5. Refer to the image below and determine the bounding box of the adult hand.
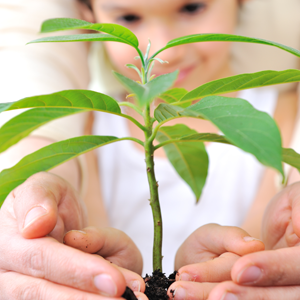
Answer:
[168,224,264,300]
[208,182,300,300]
[0,172,146,299]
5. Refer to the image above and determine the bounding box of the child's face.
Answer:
[89,0,240,91]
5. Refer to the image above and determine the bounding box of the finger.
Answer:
[284,220,300,247]
[0,271,125,300]
[11,172,86,240]
[208,281,300,300]
[167,281,218,300]
[261,183,300,250]
[0,235,127,297]
[175,224,264,269]
[176,252,240,283]
[115,265,146,293]
[134,291,149,300]
[231,247,300,286]
[290,182,300,238]
[64,227,143,274]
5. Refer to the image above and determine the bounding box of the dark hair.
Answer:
[78,0,92,10]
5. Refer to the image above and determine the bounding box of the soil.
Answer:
[122,286,139,300]
[122,270,178,300]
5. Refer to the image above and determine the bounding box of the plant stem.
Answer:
[143,104,163,271]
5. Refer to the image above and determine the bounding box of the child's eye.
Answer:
[180,3,206,14]
[118,14,141,24]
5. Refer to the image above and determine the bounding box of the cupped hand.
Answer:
[207,182,300,300]
[0,172,146,299]
[64,227,144,288]
[168,224,264,300]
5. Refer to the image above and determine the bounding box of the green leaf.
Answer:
[154,103,202,123]
[282,148,300,172]
[0,90,121,114]
[156,124,209,201]
[178,133,230,144]
[157,133,299,174]
[40,18,139,47]
[185,97,283,175]
[180,69,300,103]
[126,64,142,78]
[153,33,300,58]
[41,18,91,32]
[158,88,191,108]
[155,132,231,150]
[155,97,283,175]
[0,135,122,205]
[0,108,85,154]
[28,34,132,46]
[113,71,178,106]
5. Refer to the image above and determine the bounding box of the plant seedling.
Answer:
[0,18,300,275]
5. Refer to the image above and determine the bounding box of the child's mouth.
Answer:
[175,66,195,84]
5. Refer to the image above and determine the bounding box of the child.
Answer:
[71,0,299,274]
[0,0,299,298]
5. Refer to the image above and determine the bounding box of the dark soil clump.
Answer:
[122,286,139,300]
[122,270,177,300]
[144,270,177,300]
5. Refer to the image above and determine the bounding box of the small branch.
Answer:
[119,137,144,147]
[154,139,181,150]
[136,48,146,67]
[119,102,143,116]
[119,113,147,132]
[149,47,165,61]
[149,116,185,143]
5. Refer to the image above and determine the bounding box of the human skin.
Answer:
[83,0,239,91]
[207,181,300,300]
[169,182,300,300]
[78,2,299,298]
[0,0,297,298]
[81,0,296,231]
[0,169,147,299]
[166,224,264,299]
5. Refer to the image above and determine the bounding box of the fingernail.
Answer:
[130,280,141,292]
[243,236,262,242]
[173,287,186,300]
[23,206,47,229]
[179,272,193,281]
[221,292,238,300]
[237,266,262,284]
[94,274,117,296]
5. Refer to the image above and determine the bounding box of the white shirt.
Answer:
[94,88,278,274]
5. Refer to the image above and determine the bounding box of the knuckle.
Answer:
[255,289,272,300]
[270,270,285,285]
[0,272,45,300]
[22,245,47,278]
[14,182,46,202]
[15,281,45,300]
[266,263,285,285]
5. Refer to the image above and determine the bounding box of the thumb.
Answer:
[12,172,82,240]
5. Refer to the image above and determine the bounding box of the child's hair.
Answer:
[78,0,92,10]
